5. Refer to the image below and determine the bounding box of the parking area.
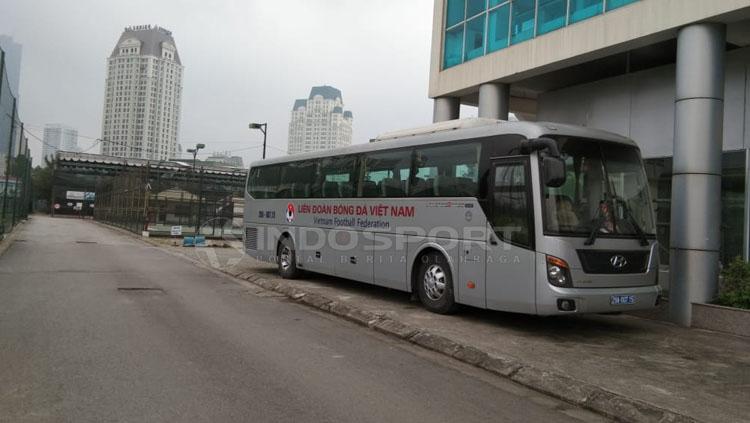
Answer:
[148,236,749,423]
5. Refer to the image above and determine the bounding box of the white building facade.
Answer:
[288,86,353,155]
[42,124,78,161]
[100,25,183,161]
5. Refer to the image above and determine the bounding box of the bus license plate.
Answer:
[610,295,635,305]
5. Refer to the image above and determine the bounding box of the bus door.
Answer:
[485,158,536,314]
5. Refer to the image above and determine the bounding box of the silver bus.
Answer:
[244,119,660,315]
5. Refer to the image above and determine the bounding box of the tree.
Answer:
[31,157,54,204]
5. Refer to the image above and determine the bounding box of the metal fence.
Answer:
[0,48,32,236]
[92,162,245,238]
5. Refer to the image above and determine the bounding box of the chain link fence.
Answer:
[0,47,32,236]
[88,162,245,238]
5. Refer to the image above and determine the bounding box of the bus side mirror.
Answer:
[543,156,566,187]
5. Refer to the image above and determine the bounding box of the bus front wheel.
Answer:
[277,237,300,279]
[417,252,458,314]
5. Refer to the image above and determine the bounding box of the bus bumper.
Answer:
[536,284,661,315]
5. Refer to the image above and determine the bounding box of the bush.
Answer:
[717,257,750,309]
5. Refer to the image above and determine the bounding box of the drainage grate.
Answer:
[76,241,98,244]
[14,239,27,242]
[117,287,165,293]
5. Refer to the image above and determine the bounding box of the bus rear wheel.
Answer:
[417,252,458,314]
[278,237,300,279]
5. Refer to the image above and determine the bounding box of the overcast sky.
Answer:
[0,0,451,166]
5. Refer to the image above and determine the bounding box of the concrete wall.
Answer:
[537,48,750,158]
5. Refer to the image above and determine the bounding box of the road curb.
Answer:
[93,221,699,423]
[229,271,698,423]
[0,218,28,258]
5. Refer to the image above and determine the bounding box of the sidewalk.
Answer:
[143,236,749,423]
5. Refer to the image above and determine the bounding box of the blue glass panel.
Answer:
[487,3,510,52]
[489,0,507,7]
[569,0,603,23]
[606,0,638,10]
[444,26,465,68]
[537,0,566,35]
[511,0,536,45]
[464,14,486,61]
[446,0,466,27]
[467,0,486,18]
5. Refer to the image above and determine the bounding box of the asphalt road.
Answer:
[0,217,606,423]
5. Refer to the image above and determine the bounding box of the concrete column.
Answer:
[433,97,460,122]
[478,83,510,120]
[669,23,726,326]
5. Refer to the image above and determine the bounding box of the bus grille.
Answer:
[576,250,649,274]
[245,226,258,250]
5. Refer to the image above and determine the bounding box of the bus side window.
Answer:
[279,160,317,198]
[251,165,281,199]
[317,155,359,198]
[412,142,481,197]
[360,150,410,198]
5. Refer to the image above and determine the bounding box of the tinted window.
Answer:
[464,14,486,61]
[569,0,603,23]
[361,150,411,198]
[317,155,358,198]
[446,0,466,27]
[487,3,510,53]
[537,0,567,35]
[412,142,481,197]
[249,165,281,199]
[279,160,317,198]
[444,25,464,69]
[493,162,531,247]
[511,0,535,45]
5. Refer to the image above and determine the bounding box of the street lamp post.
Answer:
[186,143,205,171]
[185,143,205,236]
[249,122,268,159]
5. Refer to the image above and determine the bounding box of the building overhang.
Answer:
[429,0,750,100]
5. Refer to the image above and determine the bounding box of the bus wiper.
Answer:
[613,196,649,247]
[584,205,606,246]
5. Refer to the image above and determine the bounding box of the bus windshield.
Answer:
[542,137,655,237]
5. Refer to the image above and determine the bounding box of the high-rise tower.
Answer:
[288,86,353,155]
[101,25,183,160]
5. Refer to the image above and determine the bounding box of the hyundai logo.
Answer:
[610,255,628,269]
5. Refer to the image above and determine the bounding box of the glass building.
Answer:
[443,0,639,69]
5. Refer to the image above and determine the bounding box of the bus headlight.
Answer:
[546,255,572,288]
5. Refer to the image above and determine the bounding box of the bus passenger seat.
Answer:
[455,177,475,196]
[340,183,354,198]
[382,178,404,197]
[412,178,433,196]
[362,180,378,197]
[434,175,458,196]
[323,181,340,198]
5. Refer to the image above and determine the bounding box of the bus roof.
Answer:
[251,118,637,168]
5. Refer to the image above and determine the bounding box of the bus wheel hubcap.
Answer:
[423,264,446,300]
[280,246,292,270]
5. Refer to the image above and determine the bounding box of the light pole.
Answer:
[186,143,205,171]
[185,143,205,237]
[249,122,268,159]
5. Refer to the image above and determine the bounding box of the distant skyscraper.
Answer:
[0,35,22,98]
[288,85,353,155]
[101,25,183,160]
[42,124,78,161]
